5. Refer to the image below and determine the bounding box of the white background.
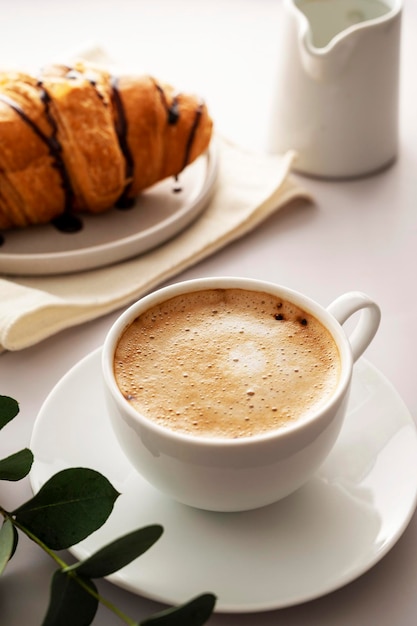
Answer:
[1,1,416,624]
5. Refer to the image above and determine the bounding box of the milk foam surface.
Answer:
[114,289,341,439]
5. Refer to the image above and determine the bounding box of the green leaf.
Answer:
[141,593,216,626]
[0,518,18,574]
[42,569,98,626]
[0,396,19,429]
[68,524,163,579]
[0,448,34,481]
[13,467,120,550]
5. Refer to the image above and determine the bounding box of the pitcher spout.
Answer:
[298,28,359,82]
[289,0,401,82]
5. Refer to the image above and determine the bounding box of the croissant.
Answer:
[0,61,213,230]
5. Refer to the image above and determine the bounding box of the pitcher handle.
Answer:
[327,292,381,362]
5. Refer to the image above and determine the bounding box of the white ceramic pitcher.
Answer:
[269,0,403,179]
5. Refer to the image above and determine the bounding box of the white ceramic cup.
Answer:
[102,277,381,512]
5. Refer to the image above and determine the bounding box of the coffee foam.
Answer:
[114,289,341,439]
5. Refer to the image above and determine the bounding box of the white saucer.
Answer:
[30,349,417,613]
[0,143,217,276]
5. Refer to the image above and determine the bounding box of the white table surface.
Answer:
[1,1,416,624]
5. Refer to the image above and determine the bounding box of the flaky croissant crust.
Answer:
[0,61,213,230]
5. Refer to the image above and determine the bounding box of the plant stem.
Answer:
[85,584,138,626]
[1,507,68,568]
[66,571,138,626]
[1,506,137,625]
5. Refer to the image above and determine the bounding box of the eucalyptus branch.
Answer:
[1,507,68,569]
[84,586,137,626]
[1,509,135,625]
[61,566,138,626]
[0,395,216,626]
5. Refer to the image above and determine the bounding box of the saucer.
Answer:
[30,349,417,613]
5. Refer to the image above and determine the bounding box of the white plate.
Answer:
[30,349,417,613]
[0,143,217,276]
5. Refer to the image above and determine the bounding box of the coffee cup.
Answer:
[102,277,380,512]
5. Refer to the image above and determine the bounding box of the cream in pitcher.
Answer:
[269,0,403,178]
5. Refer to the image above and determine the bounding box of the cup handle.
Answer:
[327,292,381,362]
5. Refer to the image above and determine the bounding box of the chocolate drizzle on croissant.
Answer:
[0,89,74,213]
[153,80,180,126]
[110,76,135,208]
[0,61,213,230]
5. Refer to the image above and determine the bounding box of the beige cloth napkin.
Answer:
[0,137,310,351]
